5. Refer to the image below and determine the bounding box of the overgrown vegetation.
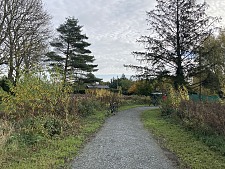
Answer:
[156,84,225,168]
[142,109,225,169]
[160,85,225,137]
[0,72,72,120]
[178,101,225,136]
[0,111,106,169]
[0,70,151,168]
[120,95,151,106]
[0,71,125,168]
[160,85,189,116]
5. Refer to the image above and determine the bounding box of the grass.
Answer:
[141,108,225,169]
[0,111,106,169]
[118,104,148,111]
[0,104,142,169]
[1,136,83,169]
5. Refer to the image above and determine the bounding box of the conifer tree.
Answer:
[126,0,219,89]
[46,17,98,84]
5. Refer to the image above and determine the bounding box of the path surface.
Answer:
[71,107,176,169]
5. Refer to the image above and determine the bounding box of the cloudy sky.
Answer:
[42,0,225,81]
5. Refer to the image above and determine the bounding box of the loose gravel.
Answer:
[71,107,176,169]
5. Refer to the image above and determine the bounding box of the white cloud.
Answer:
[197,0,225,26]
[42,0,155,80]
[42,0,225,81]
[205,0,225,25]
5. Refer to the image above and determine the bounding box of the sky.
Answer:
[42,0,225,82]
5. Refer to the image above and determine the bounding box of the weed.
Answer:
[178,100,225,135]
[44,117,62,137]
[160,85,189,116]
[77,97,100,117]
[142,109,225,169]
[0,120,13,148]
[0,71,73,120]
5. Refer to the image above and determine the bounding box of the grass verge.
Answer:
[118,104,148,111]
[0,104,144,169]
[0,111,106,169]
[141,108,225,169]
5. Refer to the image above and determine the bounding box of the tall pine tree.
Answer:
[126,0,219,89]
[46,17,98,84]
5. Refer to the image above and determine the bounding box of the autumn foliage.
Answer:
[160,85,225,136]
[178,101,225,135]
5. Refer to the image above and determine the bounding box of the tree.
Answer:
[46,17,98,84]
[0,0,51,83]
[192,30,225,94]
[125,0,219,89]
[81,73,102,84]
[109,74,133,94]
[127,80,153,96]
[0,1,11,58]
[120,78,133,95]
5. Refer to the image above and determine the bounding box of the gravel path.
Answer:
[71,107,176,169]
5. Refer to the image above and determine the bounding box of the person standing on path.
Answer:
[71,107,176,169]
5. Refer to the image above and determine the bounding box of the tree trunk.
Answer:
[8,39,14,83]
[174,0,185,89]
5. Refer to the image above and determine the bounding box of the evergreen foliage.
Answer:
[46,17,98,83]
[195,30,225,94]
[126,0,219,89]
[109,74,133,95]
[81,73,102,83]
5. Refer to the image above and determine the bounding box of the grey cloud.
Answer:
[43,0,225,81]
[42,0,155,78]
[206,0,225,21]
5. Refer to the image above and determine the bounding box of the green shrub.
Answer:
[160,85,189,116]
[0,76,12,93]
[5,117,46,148]
[44,117,62,137]
[0,71,72,119]
[5,115,65,149]
[77,97,100,117]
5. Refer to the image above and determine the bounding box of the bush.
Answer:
[5,117,47,148]
[0,71,76,150]
[178,100,225,135]
[77,97,100,117]
[160,85,189,116]
[44,117,62,137]
[4,115,67,149]
[0,120,13,148]
[159,84,225,136]
[0,72,72,119]
[86,89,122,111]
[0,76,12,93]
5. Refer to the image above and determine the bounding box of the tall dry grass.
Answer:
[0,120,13,148]
[178,101,225,135]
